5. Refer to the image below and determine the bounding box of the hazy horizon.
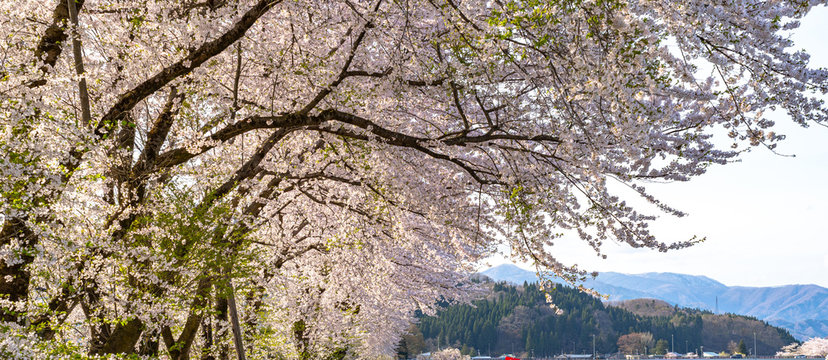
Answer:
[481,263,827,289]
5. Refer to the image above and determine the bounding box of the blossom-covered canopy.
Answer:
[1,0,826,357]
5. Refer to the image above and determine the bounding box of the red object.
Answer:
[505,357,520,360]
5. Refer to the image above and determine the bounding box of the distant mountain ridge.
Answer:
[480,264,828,340]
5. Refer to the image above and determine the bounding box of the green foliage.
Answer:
[653,339,669,355]
[700,313,797,355]
[419,282,645,356]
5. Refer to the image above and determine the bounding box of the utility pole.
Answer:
[754,332,757,357]
[592,334,596,360]
[686,340,688,354]
[672,334,674,353]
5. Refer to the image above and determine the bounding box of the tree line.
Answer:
[405,281,795,358]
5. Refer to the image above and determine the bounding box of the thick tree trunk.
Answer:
[32,0,86,82]
[138,328,161,356]
[293,319,312,360]
[66,0,92,126]
[98,318,143,354]
[201,315,215,360]
[0,218,36,323]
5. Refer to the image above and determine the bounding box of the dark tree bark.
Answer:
[0,218,36,323]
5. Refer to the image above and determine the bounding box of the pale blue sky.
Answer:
[486,6,828,288]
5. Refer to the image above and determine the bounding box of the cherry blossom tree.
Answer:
[800,338,828,357]
[432,348,471,360]
[618,332,655,355]
[778,338,828,357]
[1,0,827,358]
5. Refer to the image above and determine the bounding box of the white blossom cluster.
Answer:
[0,0,826,358]
[432,347,471,360]
[778,338,828,357]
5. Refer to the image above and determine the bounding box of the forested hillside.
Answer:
[402,281,797,358]
[611,299,798,356]
[482,265,828,339]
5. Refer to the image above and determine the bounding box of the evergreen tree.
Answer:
[738,340,748,355]
[654,340,669,355]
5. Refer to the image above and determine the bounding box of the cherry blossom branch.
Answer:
[95,0,281,138]
[154,112,329,169]
[133,88,183,175]
[298,0,382,115]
